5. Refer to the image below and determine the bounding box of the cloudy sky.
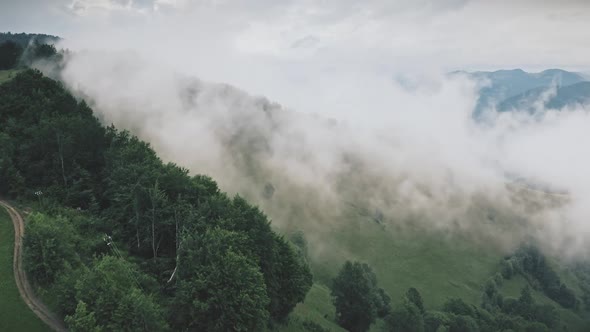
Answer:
[3,0,589,111]
[1,0,590,71]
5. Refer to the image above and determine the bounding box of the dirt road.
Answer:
[0,200,66,332]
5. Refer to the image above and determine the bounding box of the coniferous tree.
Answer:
[331,261,390,332]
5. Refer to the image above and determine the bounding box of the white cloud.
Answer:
[21,0,582,111]
[3,1,590,72]
[53,47,590,257]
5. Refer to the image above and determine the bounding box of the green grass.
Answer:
[280,206,590,331]
[500,273,590,331]
[0,208,50,332]
[0,69,22,84]
[309,214,501,309]
[277,283,346,332]
[277,212,504,331]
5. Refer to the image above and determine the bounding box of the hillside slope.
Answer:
[1,68,589,331]
[286,207,590,331]
[0,69,312,331]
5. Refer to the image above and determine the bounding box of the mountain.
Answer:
[2,48,590,331]
[498,81,590,113]
[457,69,586,114]
[0,69,312,331]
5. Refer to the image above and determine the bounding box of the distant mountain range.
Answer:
[454,69,590,115]
[498,81,590,113]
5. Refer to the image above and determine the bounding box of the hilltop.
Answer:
[0,67,588,331]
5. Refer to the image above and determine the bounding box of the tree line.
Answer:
[0,32,59,47]
[0,34,58,70]
[330,253,589,332]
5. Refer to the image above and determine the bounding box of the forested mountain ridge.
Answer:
[0,69,312,331]
[0,32,59,47]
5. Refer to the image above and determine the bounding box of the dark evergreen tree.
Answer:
[443,298,476,317]
[406,287,425,314]
[331,261,390,332]
[385,300,425,332]
[449,315,479,332]
[0,41,23,69]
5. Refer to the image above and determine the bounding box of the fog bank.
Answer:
[42,49,590,259]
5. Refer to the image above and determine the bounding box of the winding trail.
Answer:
[0,200,66,332]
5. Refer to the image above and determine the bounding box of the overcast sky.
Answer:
[1,0,590,109]
[2,0,589,70]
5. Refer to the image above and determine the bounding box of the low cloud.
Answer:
[46,48,590,260]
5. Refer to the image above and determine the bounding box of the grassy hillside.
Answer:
[279,284,346,332]
[0,69,22,84]
[0,208,49,332]
[500,275,590,331]
[280,220,500,330]
[279,208,590,331]
[309,215,500,308]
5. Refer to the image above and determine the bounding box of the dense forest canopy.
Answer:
[0,34,58,70]
[0,69,312,331]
